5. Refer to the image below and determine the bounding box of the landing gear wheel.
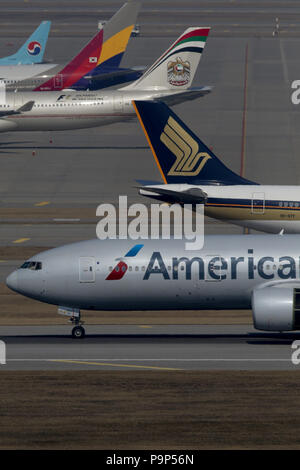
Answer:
[72,325,85,339]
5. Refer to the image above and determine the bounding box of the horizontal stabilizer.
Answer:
[17,101,35,113]
[157,86,212,106]
[138,186,207,204]
[0,100,35,117]
[86,67,143,89]
[90,67,144,81]
[135,179,162,186]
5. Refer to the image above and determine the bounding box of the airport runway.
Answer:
[1,324,300,371]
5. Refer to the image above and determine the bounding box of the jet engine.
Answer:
[0,119,17,131]
[252,286,300,331]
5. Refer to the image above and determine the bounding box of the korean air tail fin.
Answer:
[0,21,51,65]
[122,27,210,91]
[35,1,140,91]
[133,100,256,185]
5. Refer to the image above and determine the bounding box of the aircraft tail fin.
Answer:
[35,1,140,91]
[122,27,210,91]
[91,0,140,73]
[133,100,256,185]
[0,21,51,65]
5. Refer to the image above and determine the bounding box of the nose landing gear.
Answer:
[58,306,85,339]
[70,317,85,339]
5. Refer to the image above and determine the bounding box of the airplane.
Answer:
[6,235,300,338]
[133,100,300,235]
[0,27,211,132]
[0,1,142,92]
[0,21,51,65]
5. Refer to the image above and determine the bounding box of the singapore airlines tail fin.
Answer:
[133,100,256,185]
[34,0,141,91]
[0,21,51,65]
[122,27,210,91]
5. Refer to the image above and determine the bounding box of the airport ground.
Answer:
[2,370,300,450]
[1,0,300,450]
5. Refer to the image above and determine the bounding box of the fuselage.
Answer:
[0,63,141,93]
[0,89,200,132]
[6,236,300,311]
[140,184,300,234]
[0,63,58,88]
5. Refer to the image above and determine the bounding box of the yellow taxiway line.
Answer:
[50,359,182,371]
[12,238,30,244]
[35,201,50,207]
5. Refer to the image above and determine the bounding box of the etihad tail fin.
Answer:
[122,27,210,91]
[35,1,140,91]
[133,100,256,185]
[0,21,51,65]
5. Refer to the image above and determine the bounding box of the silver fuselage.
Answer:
[6,235,300,311]
[0,89,199,132]
[0,63,58,90]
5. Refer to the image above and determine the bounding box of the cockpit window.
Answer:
[20,262,30,269]
[20,261,42,270]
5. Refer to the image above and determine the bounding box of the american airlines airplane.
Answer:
[0,27,211,132]
[134,100,300,234]
[0,21,51,65]
[0,1,141,92]
[6,236,300,338]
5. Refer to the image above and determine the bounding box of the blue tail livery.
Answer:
[0,21,51,65]
[133,100,255,186]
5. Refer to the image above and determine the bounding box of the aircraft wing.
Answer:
[138,186,207,204]
[0,100,35,117]
[157,86,212,106]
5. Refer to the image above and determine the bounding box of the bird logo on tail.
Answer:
[160,116,211,176]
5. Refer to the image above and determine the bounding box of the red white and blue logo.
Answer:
[27,41,42,56]
[106,244,144,280]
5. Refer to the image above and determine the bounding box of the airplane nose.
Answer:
[6,271,18,292]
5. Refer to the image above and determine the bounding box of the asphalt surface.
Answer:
[1,1,300,37]
[1,324,300,371]
[0,37,299,209]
